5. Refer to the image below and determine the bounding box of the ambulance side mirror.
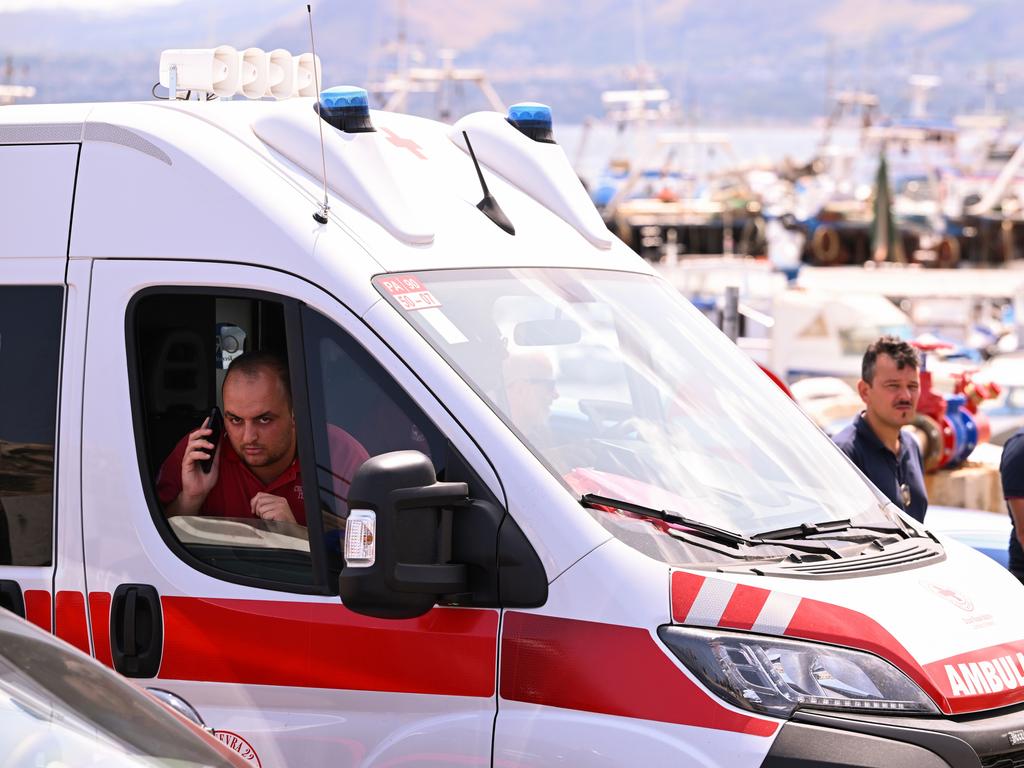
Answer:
[338,451,470,619]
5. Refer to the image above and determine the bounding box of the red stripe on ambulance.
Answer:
[159,597,498,697]
[55,591,91,655]
[670,571,706,622]
[719,584,772,631]
[24,589,51,632]
[89,592,113,667]
[500,611,778,736]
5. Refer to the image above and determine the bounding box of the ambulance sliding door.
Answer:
[0,143,85,644]
[81,259,500,768]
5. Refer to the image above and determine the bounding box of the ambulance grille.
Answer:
[740,539,945,580]
[982,751,1024,768]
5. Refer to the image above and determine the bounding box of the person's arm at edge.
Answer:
[1003,433,1024,552]
[1010,498,1024,553]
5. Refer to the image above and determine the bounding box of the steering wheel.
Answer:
[598,416,644,439]
[579,399,641,439]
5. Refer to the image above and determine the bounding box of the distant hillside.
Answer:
[2,0,1022,122]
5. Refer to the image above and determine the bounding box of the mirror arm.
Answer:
[391,482,469,510]
[393,563,468,593]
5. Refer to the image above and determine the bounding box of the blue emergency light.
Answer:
[507,102,555,144]
[317,85,375,133]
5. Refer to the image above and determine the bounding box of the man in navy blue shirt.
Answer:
[833,336,928,522]
[1001,429,1024,584]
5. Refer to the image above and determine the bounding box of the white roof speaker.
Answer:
[239,48,270,99]
[294,53,321,98]
[159,46,240,98]
[266,49,295,99]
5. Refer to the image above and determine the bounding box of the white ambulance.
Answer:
[2,49,1024,768]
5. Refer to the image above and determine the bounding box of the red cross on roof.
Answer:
[379,126,427,160]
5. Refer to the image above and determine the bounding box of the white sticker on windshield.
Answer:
[420,307,468,345]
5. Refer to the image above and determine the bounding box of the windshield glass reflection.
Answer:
[377,268,890,543]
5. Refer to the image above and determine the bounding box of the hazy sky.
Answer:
[0,0,180,11]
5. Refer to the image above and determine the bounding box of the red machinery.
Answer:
[911,341,1000,471]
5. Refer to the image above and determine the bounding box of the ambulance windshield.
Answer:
[376,268,890,537]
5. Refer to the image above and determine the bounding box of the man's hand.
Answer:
[167,417,221,517]
[251,492,296,524]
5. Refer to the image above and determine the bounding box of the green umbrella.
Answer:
[870,152,905,263]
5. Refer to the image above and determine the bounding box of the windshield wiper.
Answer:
[751,519,912,541]
[752,519,853,540]
[581,493,754,547]
[581,494,854,560]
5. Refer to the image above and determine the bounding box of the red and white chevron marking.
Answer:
[672,573,801,633]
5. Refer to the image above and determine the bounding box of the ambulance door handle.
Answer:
[124,589,138,656]
[0,580,24,619]
[111,584,163,678]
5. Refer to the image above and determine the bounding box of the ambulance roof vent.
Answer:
[316,86,375,134]
[450,111,612,250]
[253,107,433,245]
[507,102,555,144]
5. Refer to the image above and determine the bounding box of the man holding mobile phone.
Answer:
[156,351,368,524]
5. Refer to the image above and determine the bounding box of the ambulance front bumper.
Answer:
[759,705,1024,768]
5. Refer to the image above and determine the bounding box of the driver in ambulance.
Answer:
[156,351,368,524]
[502,351,558,448]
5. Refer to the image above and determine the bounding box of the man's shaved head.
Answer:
[224,351,291,406]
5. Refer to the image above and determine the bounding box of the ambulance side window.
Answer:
[131,290,317,589]
[0,286,63,567]
[301,305,448,572]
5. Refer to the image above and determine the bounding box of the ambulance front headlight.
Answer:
[659,626,939,717]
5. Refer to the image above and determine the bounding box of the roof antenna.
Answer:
[307,3,330,225]
[462,131,515,236]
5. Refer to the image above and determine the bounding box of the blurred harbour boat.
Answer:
[366,10,504,123]
[573,72,1024,267]
[579,85,769,261]
[368,47,504,123]
[782,77,1024,268]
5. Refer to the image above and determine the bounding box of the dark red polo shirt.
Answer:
[156,425,368,524]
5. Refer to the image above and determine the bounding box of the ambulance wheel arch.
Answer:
[115,271,546,613]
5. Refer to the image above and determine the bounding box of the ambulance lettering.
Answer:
[214,730,261,767]
[945,653,1024,696]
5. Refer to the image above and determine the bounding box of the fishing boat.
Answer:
[585,87,766,261]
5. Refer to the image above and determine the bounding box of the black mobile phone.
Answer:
[200,406,223,474]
